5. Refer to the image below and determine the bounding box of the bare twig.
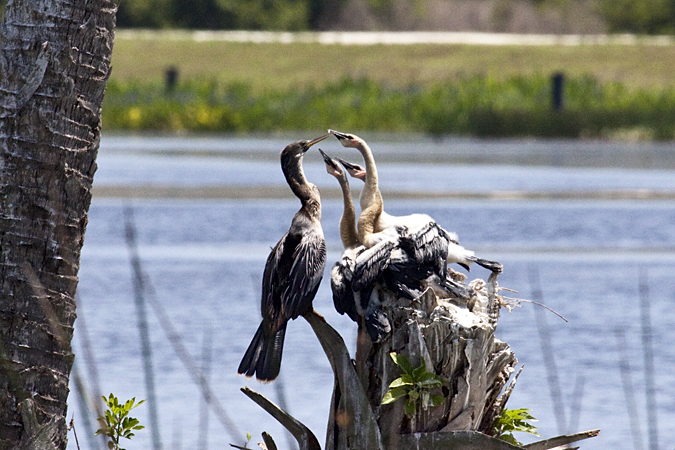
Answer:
[639,268,659,450]
[499,296,568,322]
[123,205,163,450]
[528,264,567,435]
[68,417,81,450]
[615,326,645,450]
[522,429,600,450]
[240,387,321,450]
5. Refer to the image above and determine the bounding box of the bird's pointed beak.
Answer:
[318,148,332,164]
[306,133,329,150]
[319,148,341,173]
[337,157,367,180]
[329,129,350,141]
[337,157,359,171]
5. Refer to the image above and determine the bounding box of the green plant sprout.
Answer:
[229,431,256,449]
[493,408,542,446]
[381,352,445,418]
[95,394,145,450]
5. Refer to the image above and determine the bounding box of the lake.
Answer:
[69,134,675,450]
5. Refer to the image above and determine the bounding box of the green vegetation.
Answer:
[599,0,675,34]
[95,394,145,450]
[102,73,675,139]
[103,36,675,138]
[493,408,542,446]
[381,352,445,418]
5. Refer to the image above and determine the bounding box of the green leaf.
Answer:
[494,408,542,442]
[499,432,522,446]
[430,394,445,407]
[246,432,252,441]
[381,386,409,405]
[390,352,414,375]
[417,377,442,388]
[411,361,427,381]
[404,397,416,418]
[388,377,413,388]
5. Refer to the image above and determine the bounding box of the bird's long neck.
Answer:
[283,156,321,221]
[337,176,359,248]
[356,140,383,246]
[357,141,379,212]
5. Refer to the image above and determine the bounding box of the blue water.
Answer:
[68,136,675,450]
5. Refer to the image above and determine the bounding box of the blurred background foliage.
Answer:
[2,0,674,34]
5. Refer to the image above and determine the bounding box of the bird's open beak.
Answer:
[306,133,329,149]
[328,129,350,141]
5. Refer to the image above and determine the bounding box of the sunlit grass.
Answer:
[110,38,675,93]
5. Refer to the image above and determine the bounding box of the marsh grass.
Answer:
[102,74,675,138]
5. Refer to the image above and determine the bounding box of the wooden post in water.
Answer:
[552,72,564,111]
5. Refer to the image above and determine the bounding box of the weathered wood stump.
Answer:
[349,270,517,447]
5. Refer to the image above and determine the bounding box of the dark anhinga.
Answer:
[329,129,502,274]
[238,134,329,382]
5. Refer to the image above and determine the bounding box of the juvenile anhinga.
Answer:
[319,148,392,342]
[329,129,502,274]
[238,134,329,382]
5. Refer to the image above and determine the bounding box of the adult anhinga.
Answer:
[319,148,392,342]
[329,129,502,274]
[238,134,329,382]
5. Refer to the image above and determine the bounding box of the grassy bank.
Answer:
[102,74,675,139]
[111,36,675,91]
[105,35,675,138]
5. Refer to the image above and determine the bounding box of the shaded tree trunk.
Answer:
[0,1,115,449]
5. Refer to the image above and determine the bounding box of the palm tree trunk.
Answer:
[0,1,115,449]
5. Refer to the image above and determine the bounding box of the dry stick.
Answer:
[71,364,104,450]
[566,373,585,434]
[123,205,163,450]
[615,326,645,450]
[240,387,321,450]
[198,328,212,450]
[528,263,567,435]
[274,377,297,450]
[123,207,243,442]
[68,417,81,450]
[521,429,601,450]
[639,268,659,450]
[74,295,108,450]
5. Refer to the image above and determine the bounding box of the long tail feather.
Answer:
[238,322,287,382]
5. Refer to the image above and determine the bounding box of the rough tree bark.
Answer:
[0,1,115,449]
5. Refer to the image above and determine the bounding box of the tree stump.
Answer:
[353,270,517,448]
